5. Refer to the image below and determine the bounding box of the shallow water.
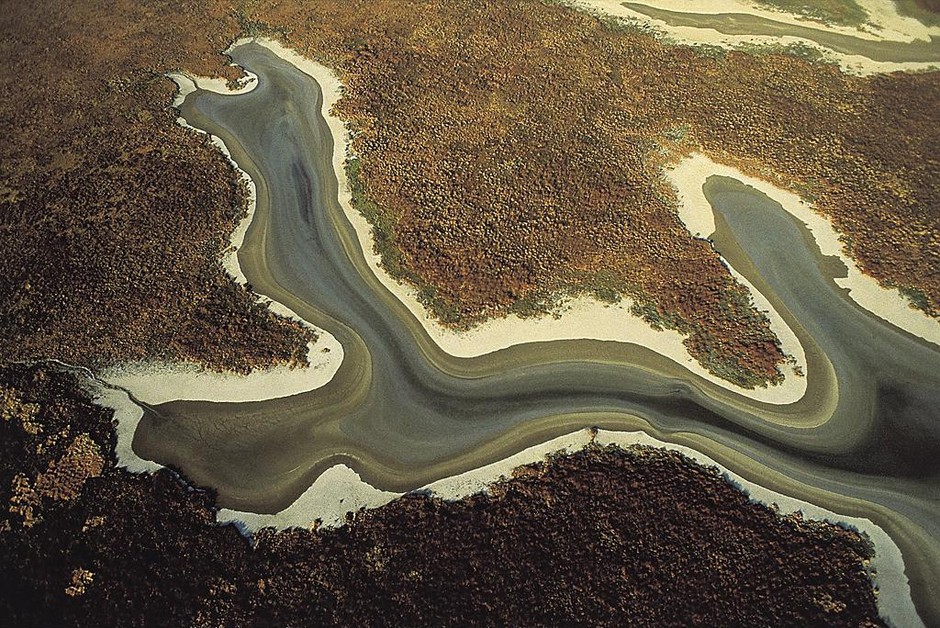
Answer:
[133,43,940,622]
[621,2,940,62]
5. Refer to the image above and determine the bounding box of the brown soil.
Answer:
[0,364,883,626]
[2,0,938,385]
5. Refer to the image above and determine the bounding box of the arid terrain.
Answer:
[1,364,883,626]
[755,0,870,26]
[2,1,937,386]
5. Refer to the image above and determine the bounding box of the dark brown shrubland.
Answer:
[0,364,883,627]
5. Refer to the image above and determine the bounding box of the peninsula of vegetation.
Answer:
[1,364,885,626]
[2,0,938,387]
[1,0,939,625]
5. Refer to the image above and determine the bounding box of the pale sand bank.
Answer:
[570,0,940,75]
[219,465,401,532]
[100,68,343,405]
[669,154,940,348]
[167,71,258,289]
[857,0,940,39]
[86,382,162,475]
[666,158,808,391]
[167,69,258,104]
[218,426,921,627]
[579,0,940,42]
[101,336,341,406]
[250,37,806,404]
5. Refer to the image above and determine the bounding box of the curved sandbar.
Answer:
[130,41,940,622]
[571,0,940,74]
[668,154,940,349]
[621,2,940,62]
[582,0,940,43]
[217,426,922,627]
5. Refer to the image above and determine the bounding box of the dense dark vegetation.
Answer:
[0,364,883,626]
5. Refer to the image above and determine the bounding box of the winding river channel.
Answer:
[133,44,940,622]
[621,2,940,63]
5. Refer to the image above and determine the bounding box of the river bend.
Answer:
[134,43,940,622]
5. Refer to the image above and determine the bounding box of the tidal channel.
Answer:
[133,43,940,622]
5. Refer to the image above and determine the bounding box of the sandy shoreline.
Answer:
[86,381,163,475]
[216,426,923,627]
[670,154,940,348]
[582,0,939,42]
[253,37,811,405]
[571,0,940,75]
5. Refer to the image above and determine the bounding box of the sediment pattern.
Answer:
[0,364,883,627]
[2,1,939,625]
